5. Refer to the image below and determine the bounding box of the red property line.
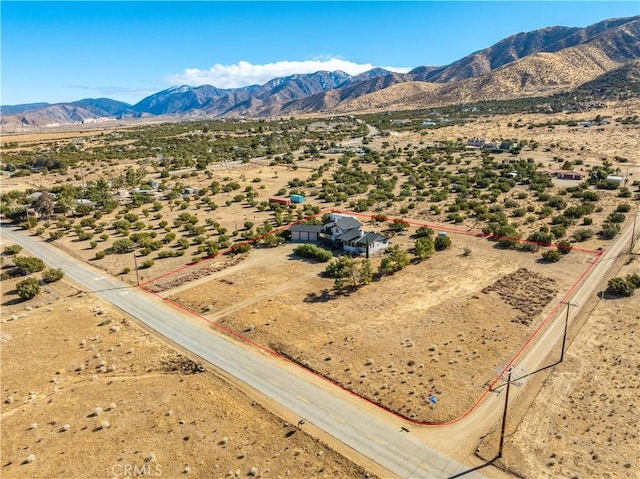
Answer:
[141,210,325,287]
[330,209,600,255]
[137,209,602,426]
[441,249,602,427]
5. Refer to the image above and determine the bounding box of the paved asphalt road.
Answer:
[1,224,485,479]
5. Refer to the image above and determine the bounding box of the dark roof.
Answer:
[333,216,362,231]
[336,228,363,243]
[355,232,388,246]
[290,224,323,233]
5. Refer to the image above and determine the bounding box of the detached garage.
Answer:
[290,224,323,242]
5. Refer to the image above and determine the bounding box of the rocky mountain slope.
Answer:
[2,15,638,129]
[286,15,640,115]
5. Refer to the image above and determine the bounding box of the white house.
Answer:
[292,214,390,256]
[321,214,363,242]
[341,231,390,256]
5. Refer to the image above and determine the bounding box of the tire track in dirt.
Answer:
[200,270,319,323]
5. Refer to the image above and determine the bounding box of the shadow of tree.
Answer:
[303,289,337,303]
[1,292,23,307]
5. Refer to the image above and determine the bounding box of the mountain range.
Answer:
[2,15,639,130]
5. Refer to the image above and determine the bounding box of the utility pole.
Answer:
[132,249,140,286]
[631,211,638,254]
[498,368,512,459]
[495,364,523,459]
[560,301,578,363]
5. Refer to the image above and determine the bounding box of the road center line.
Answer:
[329,413,345,423]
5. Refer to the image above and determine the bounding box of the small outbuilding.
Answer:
[605,175,624,186]
[269,196,291,206]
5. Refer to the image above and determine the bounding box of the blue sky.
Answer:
[1,1,639,105]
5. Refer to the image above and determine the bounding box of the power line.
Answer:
[559,301,578,363]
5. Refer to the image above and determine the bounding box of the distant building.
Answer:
[75,199,96,207]
[606,175,624,186]
[182,187,201,196]
[114,190,132,202]
[499,141,519,151]
[28,191,57,201]
[269,196,291,206]
[132,188,155,195]
[467,138,487,148]
[538,169,586,181]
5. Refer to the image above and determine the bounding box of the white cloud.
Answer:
[165,59,412,88]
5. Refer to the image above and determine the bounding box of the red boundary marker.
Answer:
[137,209,602,426]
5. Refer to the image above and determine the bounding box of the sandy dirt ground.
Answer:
[0,272,377,479]
[475,246,640,479]
[160,227,596,424]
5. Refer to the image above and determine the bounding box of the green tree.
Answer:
[607,277,635,296]
[205,241,219,256]
[627,273,640,289]
[415,236,435,260]
[600,223,620,239]
[326,256,373,291]
[294,244,332,262]
[378,257,395,276]
[358,259,374,286]
[32,191,55,219]
[434,235,452,251]
[229,243,252,255]
[556,240,572,255]
[256,221,274,235]
[74,203,93,217]
[20,216,38,230]
[262,233,285,247]
[389,245,410,271]
[3,244,22,255]
[541,249,562,262]
[388,219,410,232]
[325,256,356,279]
[415,226,434,238]
[573,228,594,242]
[42,268,64,283]
[112,238,135,253]
[16,277,41,300]
[13,256,45,274]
